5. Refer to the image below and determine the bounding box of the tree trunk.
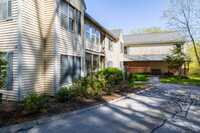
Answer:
[187,25,200,67]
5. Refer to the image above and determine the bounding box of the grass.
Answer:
[160,74,200,86]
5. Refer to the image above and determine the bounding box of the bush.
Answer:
[134,74,148,81]
[128,82,137,87]
[98,68,123,85]
[127,72,134,82]
[23,93,50,114]
[135,72,150,75]
[164,72,174,77]
[57,87,71,102]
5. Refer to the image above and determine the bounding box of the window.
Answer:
[0,0,12,21]
[69,5,74,31]
[61,0,68,29]
[107,61,113,68]
[85,24,90,40]
[60,55,81,85]
[96,30,100,44]
[120,43,123,53]
[76,10,81,35]
[108,39,113,51]
[0,52,13,90]
[124,47,127,55]
[85,53,92,73]
[93,55,99,71]
[91,27,96,43]
[85,24,101,44]
[173,44,184,52]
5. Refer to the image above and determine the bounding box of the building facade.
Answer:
[123,32,187,75]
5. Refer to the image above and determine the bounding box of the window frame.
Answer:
[69,4,75,32]
[76,9,81,35]
[108,38,113,51]
[60,55,81,85]
[85,23,101,44]
[0,0,13,21]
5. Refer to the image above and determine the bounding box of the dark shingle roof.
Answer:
[124,32,186,45]
[109,29,122,38]
[124,54,168,61]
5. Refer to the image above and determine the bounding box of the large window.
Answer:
[60,55,81,85]
[0,0,13,21]
[85,23,100,44]
[173,44,184,52]
[61,0,81,34]
[76,10,81,35]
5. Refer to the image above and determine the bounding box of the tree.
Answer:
[0,52,9,88]
[165,48,191,76]
[162,0,200,67]
[131,26,171,34]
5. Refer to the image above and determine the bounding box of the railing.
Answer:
[85,40,104,52]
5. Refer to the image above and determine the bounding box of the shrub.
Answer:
[134,74,148,81]
[57,87,71,102]
[135,72,150,75]
[164,72,174,77]
[98,68,123,85]
[128,72,134,82]
[128,82,137,87]
[23,93,50,114]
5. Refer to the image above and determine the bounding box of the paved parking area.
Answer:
[21,83,200,133]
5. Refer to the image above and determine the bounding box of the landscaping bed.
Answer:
[0,83,154,128]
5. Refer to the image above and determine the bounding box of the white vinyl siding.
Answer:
[107,61,113,68]
[0,0,13,20]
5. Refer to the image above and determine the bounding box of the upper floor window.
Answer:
[124,47,128,55]
[86,24,90,40]
[76,10,81,35]
[108,39,113,51]
[69,5,74,31]
[0,0,13,21]
[173,44,184,53]
[61,0,81,34]
[120,43,123,53]
[85,23,100,44]
[61,0,68,29]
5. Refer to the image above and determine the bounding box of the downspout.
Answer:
[54,0,58,96]
[18,0,22,101]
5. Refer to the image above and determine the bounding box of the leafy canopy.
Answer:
[131,26,171,34]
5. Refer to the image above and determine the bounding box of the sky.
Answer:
[84,0,170,35]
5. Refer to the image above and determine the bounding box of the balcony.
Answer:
[85,40,104,54]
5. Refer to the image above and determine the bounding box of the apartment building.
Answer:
[123,32,187,75]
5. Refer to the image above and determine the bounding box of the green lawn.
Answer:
[160,74,200,86]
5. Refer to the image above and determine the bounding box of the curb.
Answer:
[0,84,160,133]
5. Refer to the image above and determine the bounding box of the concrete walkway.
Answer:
[147,76,161,84]
[21,83,200,133]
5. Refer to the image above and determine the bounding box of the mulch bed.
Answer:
[0,84,154,128]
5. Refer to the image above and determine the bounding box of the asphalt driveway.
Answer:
[21,83,200,133]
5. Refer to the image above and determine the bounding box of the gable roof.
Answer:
[124,32,186,45]
[109,29,122,38]
[84,13,118,40]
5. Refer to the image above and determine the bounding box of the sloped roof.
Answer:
[109,29,122,38]
[124,32,186,45]
[124,54,168,61]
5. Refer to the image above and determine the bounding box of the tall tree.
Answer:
[131,26,171,34]
[162,0,200,67]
